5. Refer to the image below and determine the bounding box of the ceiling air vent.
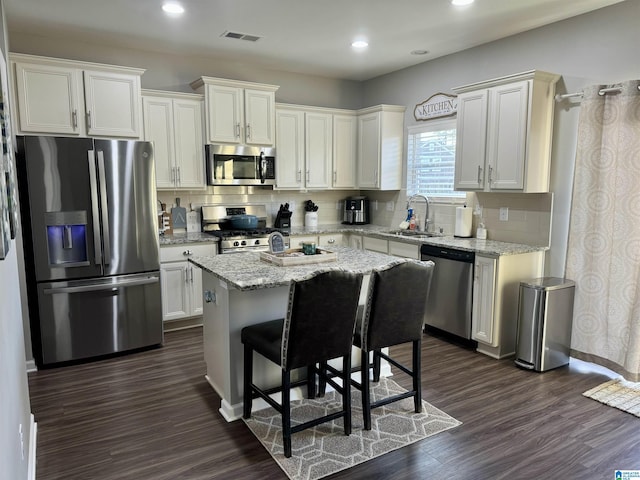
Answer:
[221,31,262,42]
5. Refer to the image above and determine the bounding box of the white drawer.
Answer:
[388,241,420,259]
[363,236,388,253]
[160,243,217,263]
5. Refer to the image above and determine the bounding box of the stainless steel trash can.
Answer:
[514,277,575,372]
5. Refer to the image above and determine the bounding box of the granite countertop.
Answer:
[160,224,547,257]
[188,246,406,291]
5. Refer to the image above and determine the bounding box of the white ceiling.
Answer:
[4,0,625,81]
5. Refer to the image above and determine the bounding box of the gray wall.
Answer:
[0,0,33,476]
[361,0,640,277]
[8,31,364,109]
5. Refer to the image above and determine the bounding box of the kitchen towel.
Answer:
[455,205,472,237]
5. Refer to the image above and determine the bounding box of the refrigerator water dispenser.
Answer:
[45,211,89,266]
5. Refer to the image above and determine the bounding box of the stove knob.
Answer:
[254,239,260,245]
[233,241,240,247]
[241,240,247,246]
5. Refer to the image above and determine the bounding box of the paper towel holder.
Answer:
[454,204,473,238]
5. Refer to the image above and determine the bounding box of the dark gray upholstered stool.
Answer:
[351,260,434,430]
[241,269,363,458]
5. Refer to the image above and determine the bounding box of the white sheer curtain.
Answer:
[566,80,640,382]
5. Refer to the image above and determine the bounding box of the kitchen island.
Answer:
[189,246,406,421]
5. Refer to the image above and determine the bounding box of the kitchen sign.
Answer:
[414,92,457,121]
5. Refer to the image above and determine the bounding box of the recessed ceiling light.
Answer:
[410,50,429,56]
[352,40,369,49]
[162,2,185,15]
[451,0,474,6]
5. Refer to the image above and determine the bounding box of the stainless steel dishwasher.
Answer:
[420,244,475,339]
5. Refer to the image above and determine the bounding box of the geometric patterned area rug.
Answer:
[243,376,461,480]
[583,378,640,418]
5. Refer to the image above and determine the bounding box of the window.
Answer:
[406,118,465,200]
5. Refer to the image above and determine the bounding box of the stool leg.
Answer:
[243,345,253,419]
[373,349,381,382]
[413,339,422,413]
[361,349,372,430]
[343,355,352,435]
[317,361,327,397]
[307,365,316,399]
[282,370,292,458]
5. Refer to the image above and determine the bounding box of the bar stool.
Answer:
[241,269,363,458]
[352,260,434,430]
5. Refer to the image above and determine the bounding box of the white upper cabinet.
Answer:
[11,53,144,138]
[275,104,356,191]
[142,90,205,190]
[332,114,357,189]
[275,107,305,189]
[357,105,405,190]
[305,111,332,189]
[453,70,560,193]
[191,77,279,146]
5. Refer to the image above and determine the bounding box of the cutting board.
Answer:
[171,204,187,229]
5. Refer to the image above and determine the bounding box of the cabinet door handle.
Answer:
[235,123,241,138]
[488,165,493,185]
[306,170,310,182]
[72,110,78,129]
[86,111,92,128]
[171,167,176,183]
[297,170,302,182]
[246,124,251,139]
[477,165,483,185]
[177,166,181,184]
[333,171,337,182]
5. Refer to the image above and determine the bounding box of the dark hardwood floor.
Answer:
[28,327,640,480]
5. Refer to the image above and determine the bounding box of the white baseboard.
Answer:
[28,414,37,480]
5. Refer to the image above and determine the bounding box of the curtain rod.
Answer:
[555,85,640,102]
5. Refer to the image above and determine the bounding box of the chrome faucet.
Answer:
[407,194,431,232]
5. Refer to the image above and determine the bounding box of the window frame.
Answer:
[406,118,468,205]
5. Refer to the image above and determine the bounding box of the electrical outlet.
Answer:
[386,201,395,211]
[499,207,509,221]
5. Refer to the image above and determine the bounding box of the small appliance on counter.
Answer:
[342,196,370,225]
[274,203,292,231]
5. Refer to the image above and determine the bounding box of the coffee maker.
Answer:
[342,196,370,225]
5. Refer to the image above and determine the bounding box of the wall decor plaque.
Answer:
[414,92,457,121]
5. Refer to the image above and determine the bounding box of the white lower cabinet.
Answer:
[362,236,388,254]
[290,234,345,249]
[160,244,216,322]
[472,251,545,359]
[388,240,419,259]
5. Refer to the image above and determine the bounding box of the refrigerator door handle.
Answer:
[97,150,111,264]
[43,275,160,295]
[88,150,103,265]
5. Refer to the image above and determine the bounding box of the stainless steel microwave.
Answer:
[205,144,276,186]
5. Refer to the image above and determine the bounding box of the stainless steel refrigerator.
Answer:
[17,136,163,366]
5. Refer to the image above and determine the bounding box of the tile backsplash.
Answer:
[158,187,552,247]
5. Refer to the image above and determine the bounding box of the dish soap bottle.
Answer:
[409,213,417,231]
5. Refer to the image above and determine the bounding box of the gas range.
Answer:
[201,204,290,254]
